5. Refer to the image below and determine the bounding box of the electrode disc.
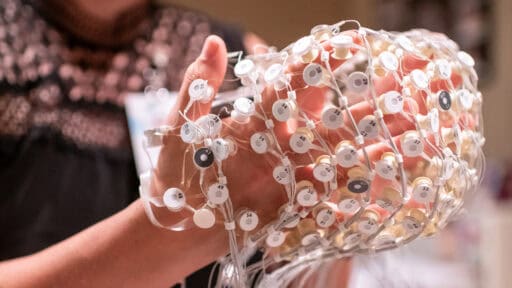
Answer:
[283,212,301,228]
[457,89,474,110]
[180,122,200,144]
[234,98,255,116]
[374,234,396,246]
[163,188,186,211]
[238,210,259,232]
[435,59,452,79]
[289,132,312,154]
[379,51,399,71]
[315,208,336,228]
[457,51,475,67]
[330,34,353,48]
[321,107,344,129]
[335,145,358,168]
[395,36,415,52]
[344,232,362,248]
[266,231,286,247]
[402,216,422,234]
[438,90,452,111]
[338,198,360,214]
[303,63,325,86]
[272,99,294,122]
[375,159,396,180]
[194,147,215,168]
[234,59,255,77]
[412,182,435,203]
[430,108,440,133]
[188,79,211,102]
[264,63,284,83]
[250,132,271,154]
[296,186,318,207]
[358,116,379,139]
[193,208,216,229]
[212,138,231,161]
[381,91,404,114]
[313,163,335,182]
[358,218,379,234]
[207,183,229,205]
[301,233,319,246]
[292,36,314,56]
[376,198,393,211]
[196,114,222,137]
[347,178,370,193]
[273,165,291,185]
[410,69,429,90]
[347,71,369,93]
[402,136,424,157]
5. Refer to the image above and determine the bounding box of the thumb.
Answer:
[169,35,228,126]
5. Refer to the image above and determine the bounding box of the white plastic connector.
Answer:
[281,156,291,166]
[402,87,412,97]
[306,119,316,129]
[265,119,275,129]
[224,221,236,230]
[254,93,262,104]
[321,50,330,62]
[355,135,364,145]
[374,109,384,119]
[330,155,337,165]
[340,96,349,108]
[287,90,297,100]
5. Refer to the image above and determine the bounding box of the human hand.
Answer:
[151,31,467,241]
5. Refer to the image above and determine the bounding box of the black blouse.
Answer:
[0,0,245,286]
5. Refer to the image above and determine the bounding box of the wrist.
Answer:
[132,200,229,285]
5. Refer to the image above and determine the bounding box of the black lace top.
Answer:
[0,0,244,285]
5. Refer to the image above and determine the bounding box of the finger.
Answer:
[272,52,414,142]
[264,32,361,135]
[400,53,429,74]
[169,35,228,127]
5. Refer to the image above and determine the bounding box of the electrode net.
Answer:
[139,20,485,288]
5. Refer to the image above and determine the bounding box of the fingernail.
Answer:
[200,36,219,61]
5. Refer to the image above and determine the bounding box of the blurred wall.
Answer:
[164,0,511,160]
[482,0,512,160]
[163,0,375,48]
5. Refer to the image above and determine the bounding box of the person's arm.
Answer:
[0,200,227,287]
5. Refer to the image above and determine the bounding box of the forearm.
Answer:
[0,200,228,288]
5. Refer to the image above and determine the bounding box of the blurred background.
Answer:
[163,0,510,287]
